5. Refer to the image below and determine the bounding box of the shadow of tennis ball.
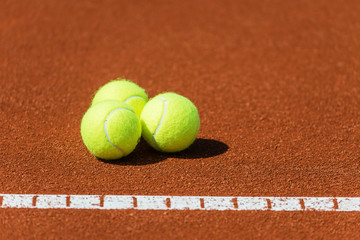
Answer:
[99,138,228,165]
[97,140,167,166]
[164,138,229,159]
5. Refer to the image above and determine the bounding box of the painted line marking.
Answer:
[271,197,302,211]
[303,197,335,211]
[336,197,360,211]
[37,195,67,209]
[0,195,360,211]
[170,196,201,210]
[204,197,236,210]
[137,196,168,210]
[66,195,102,209]
[104,195,133,209]
[2,194,34,208]
[237,197,268,210]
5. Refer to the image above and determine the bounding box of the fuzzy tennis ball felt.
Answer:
[140,92,200,152]
[92,79,148,117]
[81,100,141,160]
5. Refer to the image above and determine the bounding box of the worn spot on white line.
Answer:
[32,195,38,207]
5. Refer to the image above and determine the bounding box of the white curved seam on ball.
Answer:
[124,95,147,103]
[152,97,167,151]
[104,108,133,156]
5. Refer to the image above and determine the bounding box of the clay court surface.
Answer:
[1,0,360,238]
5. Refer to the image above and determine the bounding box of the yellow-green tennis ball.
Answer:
[92,79,148,117]
[140,92,200,152]
[81,100,141,160]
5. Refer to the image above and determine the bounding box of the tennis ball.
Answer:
[92,79,148,117]
[81,100,141,160]
[140,92,200,152]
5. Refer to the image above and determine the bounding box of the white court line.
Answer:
[0,194,360,211]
